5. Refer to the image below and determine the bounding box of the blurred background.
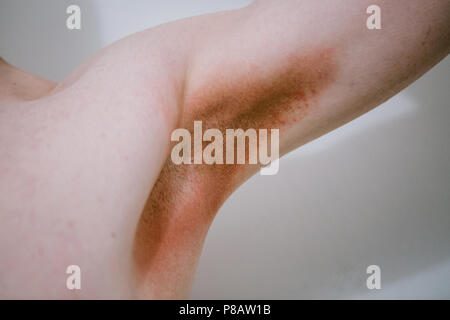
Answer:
[1,0,449,299]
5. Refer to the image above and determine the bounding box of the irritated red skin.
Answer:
[133,47,338,298]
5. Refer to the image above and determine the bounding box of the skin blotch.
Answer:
[185,47,338,131]
[133,47,338,296]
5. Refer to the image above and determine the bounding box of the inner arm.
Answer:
[133,0,450,298]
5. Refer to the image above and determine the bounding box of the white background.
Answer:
[1,0,449,299]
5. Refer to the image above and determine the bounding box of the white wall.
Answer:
[1,0,449,299]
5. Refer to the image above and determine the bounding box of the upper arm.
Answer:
[183,0,450,153]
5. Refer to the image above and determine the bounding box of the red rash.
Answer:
[186,47,337,131]
[133,47,338,298]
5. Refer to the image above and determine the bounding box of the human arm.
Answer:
[134,0,450,299]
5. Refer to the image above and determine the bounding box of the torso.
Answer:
[0,44,183,298]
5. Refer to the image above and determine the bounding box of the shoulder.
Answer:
[0,57,56,103]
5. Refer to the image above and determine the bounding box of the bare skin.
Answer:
[1,0,449,299]
[0,36,186,298]
[0,58,56,103]
[133,0,450,299]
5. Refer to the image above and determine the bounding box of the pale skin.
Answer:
[0,0,449,299]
